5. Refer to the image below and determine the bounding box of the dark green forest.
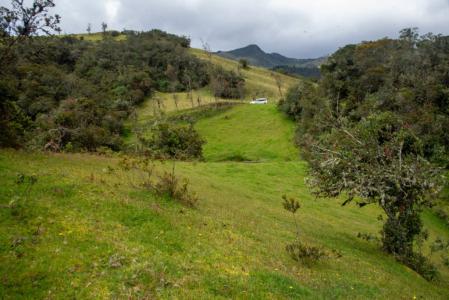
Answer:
[0,29,244,151]
[280,28,449,279]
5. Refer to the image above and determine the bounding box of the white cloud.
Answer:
[18,0,449,57]
[105,0,121,24]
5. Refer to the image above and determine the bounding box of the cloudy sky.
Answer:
[3,0,449,58]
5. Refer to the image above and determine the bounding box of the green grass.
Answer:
[134,48,300,120]
[68,32,127,42]
[196,104,298,162]
[190,48,299,100]
[1,104,449,299]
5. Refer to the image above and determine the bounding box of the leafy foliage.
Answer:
[140,123,205,160]
[280,29,449,279]
[210,66,245,99]
[0,0,244,151]
[154,169,199,207]
[286,241,328,266]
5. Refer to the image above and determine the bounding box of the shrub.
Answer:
[8,173,38,217]
[239,59,249,69]
[118,156,198,207]
[286,241,327,266]
[210,66,245,99]
[154,169,198,207]
[400,253,439,281]
[143,123,205,160]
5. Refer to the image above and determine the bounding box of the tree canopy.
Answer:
[280,29,449,280]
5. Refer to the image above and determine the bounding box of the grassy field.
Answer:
[1,104,449,299]
[133,47,300,120]
[196,104,298,162]
[68,32,127,42]
[190,48,299,100]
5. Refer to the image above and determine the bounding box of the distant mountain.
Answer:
[216,44,327,78]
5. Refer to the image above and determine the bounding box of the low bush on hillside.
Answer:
[118,156,198,207]
[154,169,198,207]
[210,66,245,99]
[3,173,38,218]
[140,123,205,160]
[286,241,327,266]
[282,195,334,265]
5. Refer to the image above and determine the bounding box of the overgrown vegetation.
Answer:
[282,195,328,265]
[138,122,205,160]
[119,155,199,207]
[1,105,449,298]
[280,28,449,280]
[0,0,244,152]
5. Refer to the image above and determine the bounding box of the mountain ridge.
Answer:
[216,44,327,78]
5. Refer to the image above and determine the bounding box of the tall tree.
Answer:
[86,22,91,35]
[0,0,61,65]
[0,0,61,147]
[101,21,107,35]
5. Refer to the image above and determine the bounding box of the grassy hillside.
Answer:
[196,104,298,162]
[1,104,449,299]
[191,48,298,100]
[135,48,300,120]
[68,32,127,42]
[68,33,299,118]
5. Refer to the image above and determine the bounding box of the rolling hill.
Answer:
[133,48,300,122]
[2,33,449,299]
[1,104,449,298]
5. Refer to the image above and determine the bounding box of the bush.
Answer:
[118,156,198,207]
[154,169,198,207]
[143,123,205,160]
[400,253,439,281]
[239,59,249,69]
[210,66,245,99]
[286,241,327,266]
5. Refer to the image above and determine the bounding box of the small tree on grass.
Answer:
[172,94,179,111]
[282,195,328,265]
[133,122,204,207]
[271,72,284,99]
[306,112,443,280]
[101,21,107,35]
[239,59,249,69]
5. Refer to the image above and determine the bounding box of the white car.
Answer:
[250,98,268,104]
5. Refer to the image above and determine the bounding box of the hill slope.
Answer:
[1,104,449,299]
[133,48,300,121]
[216,44,326,78]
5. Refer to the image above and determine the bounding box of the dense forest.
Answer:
[280,28,449,279]
[0,28,244,152]
[272,65,321,79]
[281,29,449,165]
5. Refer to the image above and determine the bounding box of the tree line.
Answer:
[280,28,449,280]
[0,0,245,152]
